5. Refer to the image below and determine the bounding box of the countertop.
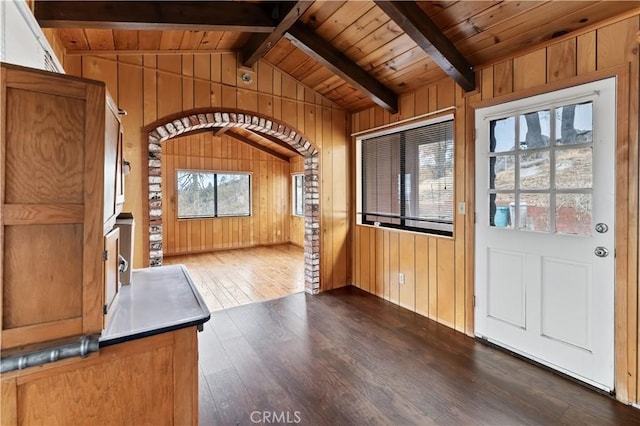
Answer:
[99,264,211,346]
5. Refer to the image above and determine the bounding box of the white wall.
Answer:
[0,0,62,71]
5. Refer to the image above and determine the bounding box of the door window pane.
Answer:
[556,102,593,145]
[519,194,550,232]
[491,155,515,190]
[520,151,550,190]
[556,147,592,189]
[491,193,515,228]
[519,110,550,149]
[490,116,515,153]
[556,194,592,235]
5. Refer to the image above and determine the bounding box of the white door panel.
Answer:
[475,78,616,391]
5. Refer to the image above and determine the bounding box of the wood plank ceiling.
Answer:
[37,1,640,113]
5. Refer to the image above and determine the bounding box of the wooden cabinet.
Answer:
[0,63,124,350]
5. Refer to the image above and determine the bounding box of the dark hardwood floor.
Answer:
[198,286,640,425]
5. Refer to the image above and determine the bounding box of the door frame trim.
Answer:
[468,64,633,401]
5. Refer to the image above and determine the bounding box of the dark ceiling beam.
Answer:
[34,1,278,32]
[284,22,398,113]
[374,1,476,92]
[245,130,301,156]
[242,1,314,68]
[226,131,291,162]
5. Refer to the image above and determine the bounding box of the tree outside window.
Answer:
[177,171,251,218]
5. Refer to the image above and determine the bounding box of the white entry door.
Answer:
[475,78,616,391]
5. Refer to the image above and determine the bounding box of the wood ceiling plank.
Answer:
[315,1,375,40]
[285,22,398,112]
[137,30,163,50]
[465,1,634,65]
[113,30,139,50]
[444,1,545,44]
[216,32,250,50]
[159,30,185,50]
[264,38,298,66]
[357,34,418,72]
[329,7,390,52]
[56,28,90,50]
[300,1,346,29]
[369,46,428,80]
[179,31,206,50]
[343,17,404,63]
[429,1,496,31]
[84,29,115,50]
[242,1,315,68]
[198,31,224,50]
[35,1,278,32]
[272,44,312,74]
[374,0,475,92]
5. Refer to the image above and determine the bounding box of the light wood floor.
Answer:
[163,244,305,311]
[198,287,640,425]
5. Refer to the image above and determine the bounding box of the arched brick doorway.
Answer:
[143,109,321,293]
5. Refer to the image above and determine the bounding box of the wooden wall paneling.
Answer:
[577,31,597,75]
[368,227,376,296]
[398,233,415,311]
[118,58,143,232]
[414,85,429,115]
[493,60,513,97]
[182,55,194,110]
[415,235,429,318]
[64,55,82,77]
[221,53,237,87]
[382,230,390,301]
[547,39,577,82]
[388,231,399,305]
[481,67,493,101]
[436,239,456,328]
[428,238,437,319]
[354,226,361,288]
[82,56,118,104]
[428,86,438,113]
[597,17,639,69]
[436,79,455,110]
[399,92,415,121]
[360,226,370,293]
[374,228,384,298]
[513,49,546,91]
[332,108,349,289]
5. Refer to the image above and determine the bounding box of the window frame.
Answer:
[355,113,455,236]
[292,173,305,217]
[176,169,252,219]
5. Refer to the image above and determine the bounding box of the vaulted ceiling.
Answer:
[36,1,640,114]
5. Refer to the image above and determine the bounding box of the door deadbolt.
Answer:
[594,247,609,258]
[595,223,609,233]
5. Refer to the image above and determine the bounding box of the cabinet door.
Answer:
[104,97,121,227]
[116,129,125,206]
[1,64,102,349]
[104,227,121,326]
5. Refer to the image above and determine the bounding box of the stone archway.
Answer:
[144,109,321,293]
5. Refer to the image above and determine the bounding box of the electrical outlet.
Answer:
[399,273,405,285]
